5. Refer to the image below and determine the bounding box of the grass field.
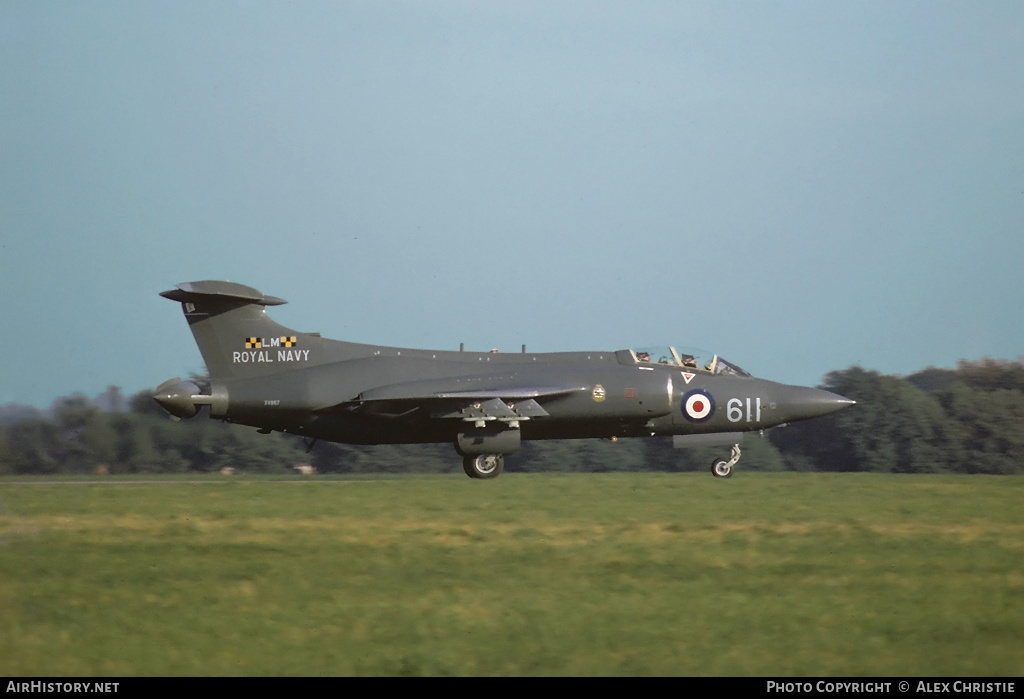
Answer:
[0,473,1022,676]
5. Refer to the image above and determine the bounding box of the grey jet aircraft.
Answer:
[155,280,854,478]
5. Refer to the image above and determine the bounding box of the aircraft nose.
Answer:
[775,385,856,422]
[804,387,856,418]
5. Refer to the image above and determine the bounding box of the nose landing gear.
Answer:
[711,443,742,478]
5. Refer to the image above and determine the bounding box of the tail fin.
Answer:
[161,280,313,380]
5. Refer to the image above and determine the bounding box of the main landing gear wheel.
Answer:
[463,454,504,479]
[710,443,742,478]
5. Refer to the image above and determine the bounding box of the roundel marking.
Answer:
[682,389,716,423]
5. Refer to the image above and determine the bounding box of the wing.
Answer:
[323,375,588,424]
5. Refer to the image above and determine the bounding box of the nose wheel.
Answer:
[711,444,742,478]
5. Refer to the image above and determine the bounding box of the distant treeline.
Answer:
[2,359,1022,475]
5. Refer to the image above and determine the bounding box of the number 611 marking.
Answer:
[727,397,761,423]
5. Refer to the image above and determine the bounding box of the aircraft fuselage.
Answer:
[155,280,854,478]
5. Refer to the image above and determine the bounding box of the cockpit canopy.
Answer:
[625,346,752,377]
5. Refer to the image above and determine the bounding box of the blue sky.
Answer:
[2,1,1022,407]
